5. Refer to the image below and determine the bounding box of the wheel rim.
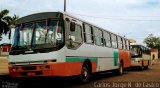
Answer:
[84,70,88,77]
[82,68,88,80]
[119,63,123,74]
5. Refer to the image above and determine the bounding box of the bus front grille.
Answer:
[22,66,36,71]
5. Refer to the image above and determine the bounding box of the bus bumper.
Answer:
[131,60,150,67]
[9,62,96,77]
[9,62,84,77]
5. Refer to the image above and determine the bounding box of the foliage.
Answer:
[144,34,160,48]
[0,9,11,35]
[0,9,19,40]
[144,34,160,56]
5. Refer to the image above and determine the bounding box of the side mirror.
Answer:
[70,22,75,32]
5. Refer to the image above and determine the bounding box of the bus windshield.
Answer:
[11,20,64,54]
[130,45,142,58]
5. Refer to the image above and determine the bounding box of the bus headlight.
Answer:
[40,66,50,70]
[12,67,19,72]
[40,66,45,70]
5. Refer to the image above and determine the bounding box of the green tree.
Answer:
[144,34,160,56]
[0,9,12,36]
[0,9,19,40]
[10,14,19,28]
[144,34,160,49]
[8,14,19,39]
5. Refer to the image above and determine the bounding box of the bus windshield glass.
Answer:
[130,45,142,58]
[130,46,139,56]
[20,23,34,47]
[11,20,64,54]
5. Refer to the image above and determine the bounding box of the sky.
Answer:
[0,0,160,45]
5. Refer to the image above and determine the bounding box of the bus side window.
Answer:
[111,34,118,48]
[123,38,126,49]
[118,36,123,49]
[93,27,103,46]
[103,31,111,47]
[66,21,82,49]
[83,23,94,44]
[126,40,130,50]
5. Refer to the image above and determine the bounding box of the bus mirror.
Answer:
[70,22,75,32]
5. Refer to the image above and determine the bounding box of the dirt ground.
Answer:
[0,57,8,75]
[71,62,160,88]
[0,60,160,88]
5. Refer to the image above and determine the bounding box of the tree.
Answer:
[0,9,12,36]
[0,9,19,40]
[8,14,19,39]
[144,34,160,49]
[10,14,19,28]
[144,34,160,57]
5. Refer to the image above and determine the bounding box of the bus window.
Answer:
[83,24,93,44]
[33,20,63,49]
[111,34,118,48]
[103,31,111,47]
[118,36,123,49]
[67,22,82,49]
[93,27,103,46]
[20,23,34,46]
[122,38,126,49]
[126,40,130,50]
[35,21,47,45]
[130,46,139,56]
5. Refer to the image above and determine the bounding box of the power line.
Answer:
[70,13,160,22]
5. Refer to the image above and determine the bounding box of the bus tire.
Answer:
[80,64,90,83]
[118,61,124,75]
[144,61,149,70]
[140,61,144,70]
[144,66,148,70]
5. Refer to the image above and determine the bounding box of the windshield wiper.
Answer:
[12,45,28,50]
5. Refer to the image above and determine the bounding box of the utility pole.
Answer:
[64,0,66,12]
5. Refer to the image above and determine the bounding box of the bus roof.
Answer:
[16,12,63,24]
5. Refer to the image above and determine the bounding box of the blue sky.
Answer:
[0,0,160,45]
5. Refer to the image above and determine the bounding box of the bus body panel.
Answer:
[9,47,66,64]
[119,49,131,68]
[65,43,120,72]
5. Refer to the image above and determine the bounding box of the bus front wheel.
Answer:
[80,64,90,83]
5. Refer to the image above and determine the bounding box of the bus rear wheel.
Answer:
[80,64,90,83]
[118,62,124,75]
[113,61,124,75]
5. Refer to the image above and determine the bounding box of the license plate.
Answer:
[27,72,35,76]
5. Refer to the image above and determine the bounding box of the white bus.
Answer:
[9,12,131,82]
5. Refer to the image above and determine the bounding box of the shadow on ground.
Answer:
[0,71,123,88]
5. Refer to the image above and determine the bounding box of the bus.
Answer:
[130,44,150,70]
[8,12,131,83]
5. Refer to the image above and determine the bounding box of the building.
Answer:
[151,48,158,65]
[0,43,11,56]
